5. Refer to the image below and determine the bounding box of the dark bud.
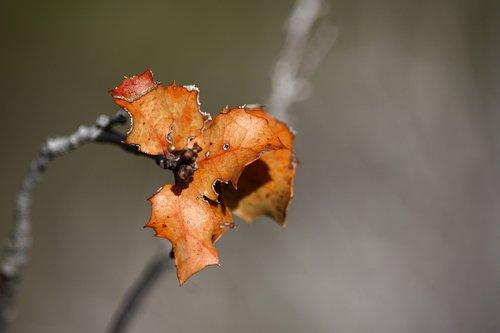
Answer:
[157,154,179,170]
[192,143,202,153]
[172,144,203,186]
[177,165,194,182]
[158,156,168,169]
[180,149,195,162]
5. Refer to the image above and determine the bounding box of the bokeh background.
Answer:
[1,0,500,332]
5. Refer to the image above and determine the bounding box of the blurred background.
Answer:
[1,0,500,332]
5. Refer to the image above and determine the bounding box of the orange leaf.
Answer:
[222,110,296,227]
[189,107,284,202]
[110,70,295,284]
[109,69,209,155]
[146,185,234,285]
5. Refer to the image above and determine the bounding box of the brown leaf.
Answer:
[145,185,234,285]
[110,70,295,284]
[110,69,209,155]
[188,107,284,202]
[223,109,296,227]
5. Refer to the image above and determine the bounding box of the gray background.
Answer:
[1,0,500,332]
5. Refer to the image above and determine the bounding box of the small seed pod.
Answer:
[180,149,194,162]
[176,164,196,183]
[192,143,202,153]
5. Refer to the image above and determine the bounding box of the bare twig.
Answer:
[267,0,337,122]
[107,250,174,333]
[0,110,168,332]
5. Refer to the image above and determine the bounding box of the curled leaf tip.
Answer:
[109,69,158,102]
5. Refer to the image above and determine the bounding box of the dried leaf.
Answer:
[189,107,284,202]
[146,185,233,285]
[110,69,209,155]
[110,70,295,284]
[223,110,296,226]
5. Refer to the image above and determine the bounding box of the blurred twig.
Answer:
[107,250,173,333]
[267,0,337,122]
[0,111,164,333]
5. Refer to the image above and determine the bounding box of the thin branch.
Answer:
[267,0,337,122]
[107,250,174,333]
[0,110,167,332]
[301,20,338,78]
